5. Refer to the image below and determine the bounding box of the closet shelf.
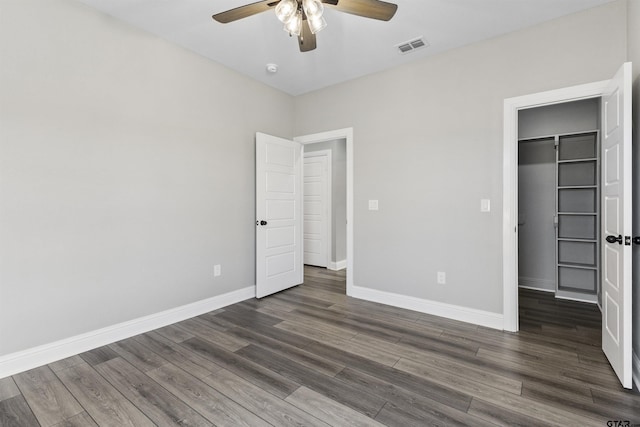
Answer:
[556,131,600,297]
[520,128,600,298]
[557,237,598,243]
[557,287,598,296]
[558,262,597,270]
[557,212,597,216]
[557,158,597,164]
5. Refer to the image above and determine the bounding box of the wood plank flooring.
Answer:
[2,267,639,426]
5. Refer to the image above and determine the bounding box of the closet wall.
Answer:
[518,139,556,290]
[518,99,600,296]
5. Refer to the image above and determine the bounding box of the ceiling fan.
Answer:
[212,0,398,52]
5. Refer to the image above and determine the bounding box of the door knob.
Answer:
[634,237,640,245]
[606,234,623,244]
[260,220,268,226]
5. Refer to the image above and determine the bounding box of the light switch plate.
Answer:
[481,199,491,213]
[368,200,379,211]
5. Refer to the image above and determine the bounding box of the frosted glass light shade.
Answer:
[308,16,327,34]
[283,11,302,36]
[302,0,323,20]
[275,0,298,23]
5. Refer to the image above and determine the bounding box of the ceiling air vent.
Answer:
[396,37,428,54]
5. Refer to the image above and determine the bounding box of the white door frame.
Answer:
[502,80,609,332]
[303,149,332,268]
[295,128,354,295]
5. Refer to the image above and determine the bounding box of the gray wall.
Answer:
[1,0,638,371]
[0,0,293,356]
[628,0,640,385]
[517,99,600,292]
[518,99,600,139]
[305,140,347,264]
[293,1,628,314]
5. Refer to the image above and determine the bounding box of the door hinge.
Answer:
[625,236,631,246]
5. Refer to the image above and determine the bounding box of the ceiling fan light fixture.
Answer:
[308,16,327,34]
[302,0,324,20]
[275,0,298,23]
[213,0,398,53]
[283,10,303,36]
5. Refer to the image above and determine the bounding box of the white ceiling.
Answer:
[76,0,615,95]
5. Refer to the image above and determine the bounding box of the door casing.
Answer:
[503,79,609,332]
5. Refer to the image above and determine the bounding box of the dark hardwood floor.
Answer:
[1,267,639,426]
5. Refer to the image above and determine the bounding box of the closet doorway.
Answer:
[518,99,601,305]
[504,63,633,389]
[303,140,347,272]
[295,128,354,295]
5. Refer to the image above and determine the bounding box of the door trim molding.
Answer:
[502,80,609,332]
[295,128,353,295]
[304,149,332,267]
[633,351,640,391]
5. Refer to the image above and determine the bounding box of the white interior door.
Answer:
[304,151,330,267]
[256,132,303,298]
[601,62,632,389]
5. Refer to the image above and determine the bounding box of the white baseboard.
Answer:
[0,286,255,379]
[554,290,598,304]
[518,276,554,290]
[518,285,555,293]
[349,285,503,330]
[518,283,598,304]
[328,260,347,271]
[633,351,640,392]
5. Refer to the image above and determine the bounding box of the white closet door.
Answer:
[304,151,330,267]
[600,62,632,389]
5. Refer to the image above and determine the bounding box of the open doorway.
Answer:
[295,128,354,296]
[255,128,353,298]
[502,78,611,333]
[516,99,605,360]
[302,139,347,294]
[503,63,633,389]
[517,98,601,305]
[303,140,347,272]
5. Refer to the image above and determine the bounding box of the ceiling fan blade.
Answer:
[325,0,397,21]
[212,0,280,24]
[298,19,317,52]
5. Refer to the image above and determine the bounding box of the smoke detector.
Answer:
[266,63,278,73]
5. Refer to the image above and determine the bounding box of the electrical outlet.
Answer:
[214,264,221,277]
[437,271,446,284]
